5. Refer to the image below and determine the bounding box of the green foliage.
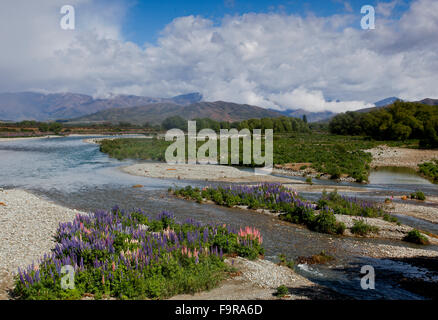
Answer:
[162,116,187,131]
[161,115,309,134]
[329,101,438,147]
[297,251,335,264]
[383,213,399,224]
[273,133,376,182]
[14,208,264,300]
[403,229,430,245]
[49,122,63,134]
[419,160,438,183]
[350,219,379,236]
[410,191,426,200]
[309,209,345,235]
[98,130,386,181]
[275,285,289,297]
[38,123,49,132]
[317,190,384,218]
[99,138,171,161]
[278,254,295,269]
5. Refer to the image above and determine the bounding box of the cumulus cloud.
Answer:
[0,0,437,113]
[376,0,400,17]
[269,88,375,113]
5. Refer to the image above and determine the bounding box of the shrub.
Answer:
[318,190,383,218]
[419,160,438,183]
[350,219,379,236]
[403,229,430,245]
[310,209,345,235]
[383,213,398,224]
[305,177,313,185]
[410,191,426,201]
[278,254,295,269]
[297,251,334,265]
[275,285,289,297]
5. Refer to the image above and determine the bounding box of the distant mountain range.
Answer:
[356,97,438,114]
[273,109,336,123]
[70,101,284,125]
[0,91,436,124]
[418,98,438,106]
[0,92,202,121]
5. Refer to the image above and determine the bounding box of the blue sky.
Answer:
[3,0,436,111]
[122,0,410,45]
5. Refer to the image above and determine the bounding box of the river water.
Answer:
[1,136,437,300]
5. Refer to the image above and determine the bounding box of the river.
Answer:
[1,136,437,300]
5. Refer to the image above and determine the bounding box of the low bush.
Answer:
[383,213,399,224]
[419,160,438,184]
[309,208,345,235]
[278,254,295,269]
[403,229,430,245]
[318,190,384,218]
[350,219,379,236]
[296,251,334,265]
[275,285,289,297]
[410,191,426,201]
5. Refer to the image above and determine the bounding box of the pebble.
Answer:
[0,189,84,299]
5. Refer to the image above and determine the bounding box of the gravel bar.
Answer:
[0,189,84,299]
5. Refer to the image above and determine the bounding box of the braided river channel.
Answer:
[1,136,438,299]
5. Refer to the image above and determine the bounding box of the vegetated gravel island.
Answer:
[0,188,333,300]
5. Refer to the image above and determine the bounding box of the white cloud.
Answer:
[0,0,437,113]
[376,0,400,17]
[269,88,375,113]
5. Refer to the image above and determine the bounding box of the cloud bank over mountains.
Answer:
[0,0,437,113]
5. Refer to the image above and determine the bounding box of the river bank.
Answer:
[172,193,438,246]
[0,188,333,300]
[83,134,151,145]
[0,135,62,142]
[366,145,438,169]
[122,163,296,184]
[170,257,345,300]
[0,189,83,300]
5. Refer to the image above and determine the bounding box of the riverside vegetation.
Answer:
[99,133,392,182]
[13,208,264,300]
[171,184,398,238]
[99,101,438,183]
[329,100,438,148]
[419,160,438,183]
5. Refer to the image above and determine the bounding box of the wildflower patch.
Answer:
[14,207,264,300]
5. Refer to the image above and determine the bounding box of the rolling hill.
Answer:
[275,109,336,122]
[69,101,285,125]
[0,92,202,121]
[419,98,438,106]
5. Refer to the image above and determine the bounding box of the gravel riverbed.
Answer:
[122,162,294,183]
[0,189,83,299]
[0,188,329,300]
[366,145,438,169]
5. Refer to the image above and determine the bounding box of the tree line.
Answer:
[161,115,310,133]
[329,100,438,148]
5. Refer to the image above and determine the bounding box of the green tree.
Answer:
[38,123,49,132]
[162,116,187,131]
